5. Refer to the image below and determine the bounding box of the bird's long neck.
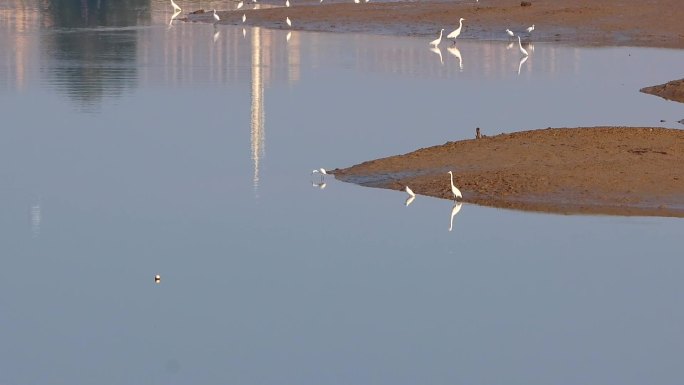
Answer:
[459,19,463,29]
[449,172,454,187]
[439,30,443,38]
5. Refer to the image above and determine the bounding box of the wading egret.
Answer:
[506,28,514,38]
[517,35,528,56]
[447,171,462,200]
[242,13,246,22]
[429,29,444,47]
[286,0,290,6]
[312,168,327,175]
[170,0,181,13]
[526,24,535,33]
[286,16,291,26]
[237,1,244,9]
[405,186,416,197]
[354,0,360,3]
[212,9,220,23]
[448,202,462,231]
[447,18,465,42]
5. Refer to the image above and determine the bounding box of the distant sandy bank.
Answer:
[333,127,684,217]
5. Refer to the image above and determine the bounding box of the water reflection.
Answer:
[447,45,462,70]
[448,201,462,232]
[429,46,443,65]
[30,200,42,238]
[251,26,265,193]
[517,54,528,75]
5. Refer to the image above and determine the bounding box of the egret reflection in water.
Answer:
[448,202,462,232]
[447,46,463,70]
[518,55,528,75]
[430,46,443,65]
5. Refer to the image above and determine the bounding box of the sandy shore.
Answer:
[195,0,684,49]
[333,127,684,217]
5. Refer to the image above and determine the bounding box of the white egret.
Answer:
[447,171,462,200]
[354,0,360,3]
[170,0,182,13]
[526,24,535,33]
[237,1,244,9]
[429,28,444,47]
[447,46,462,70]
[312,168,328,175]
[242,13,246,22]
[517,35,528,56]
[405,195,415,207]
[448,202,462,232]
[447,18,465,43]
[405,186,416,198]
[286,0,290,6]
[286,16,291,26]
[517,54,528,75]
[506,28,514,38]
[212,9,220,23]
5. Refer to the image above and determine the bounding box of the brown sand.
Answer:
[198,0,684,49]
[641,79,684,104]
[333,127,684,217]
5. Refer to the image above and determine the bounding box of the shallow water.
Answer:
[2,1,684,384]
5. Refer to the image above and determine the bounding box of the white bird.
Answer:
[312,168,327,176]
[405,186,416,197]
[526,24,535,33]
[517,35,528,56]
[354,0,360,3]
[447,18,465,42]
[285,0,290,6]
[237,1,244,9]
[212,9,220,23]
[506,28,514,38]
[448,202,462,232]
[170,0,181,13]
[447,46,462,70]
[447,171,462,200]
[242,13,246,22]
[429,46,443,65]
[286,16,291,26]
[404,187,416,206]
[429,28,444,47]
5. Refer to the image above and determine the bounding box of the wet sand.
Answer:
[198,0,684,49]
[333,127,684,217]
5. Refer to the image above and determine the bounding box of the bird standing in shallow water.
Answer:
[405,186,416,198]
[526,24,535,33]
[286,16,291,26]
[212,9,220,24]
[506,28,514,38]
[447,18,465,43]
[429,29,444,47]
[447,171,462,200]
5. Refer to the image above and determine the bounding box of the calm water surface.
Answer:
[2,1,684,384]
